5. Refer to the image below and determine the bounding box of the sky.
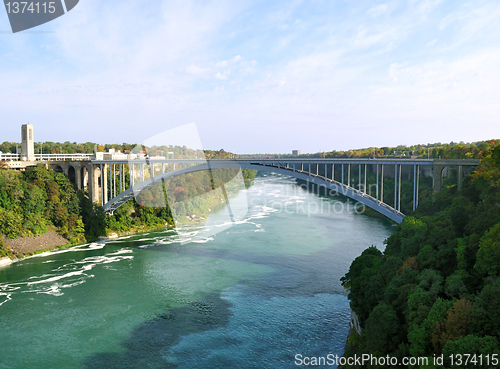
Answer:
[1,0,499,153]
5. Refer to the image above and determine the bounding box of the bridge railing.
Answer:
[0,153,95,161]
[0,153,20,161]
[36,153,94,161]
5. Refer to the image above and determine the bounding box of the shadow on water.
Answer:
[83,293,233,369]
[159,245,346,298]
[80,242,349,369]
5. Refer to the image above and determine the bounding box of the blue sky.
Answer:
[1,0,499,153]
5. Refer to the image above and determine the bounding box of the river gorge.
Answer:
[0,173,393,368]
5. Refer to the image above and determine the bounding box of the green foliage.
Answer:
[470,278,500,338]
[455,236,478,271]
[78,192,107,240]
[417,269,444,298]
[0,208,24,238]
[474,223,500,276]
[431,299,473,354]
[0,165,85,254]
[444,270,470,298]
[408,298,454,357]
[21,184,46,218]
[407,288,434,326]
[341,246,384,323]
[385,217,427,258]
[363,302,404,355]
[383,267,418,318]
[341,145,500,362]
[442,335,500,369]
[316,139,499,160]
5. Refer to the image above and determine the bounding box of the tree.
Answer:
[455,236,479,272]
[0,208,24,238]
[443,335,500,368]
[445,299,473,337]
[341,247,383,322]
[363,303,404,355]
[445,270,470,298]
[384,216,427,258]
[417,269,444,298]
[470,278,500,338]
[406,288,433,326]
[383,267,419,317]
[475,223,500,276]
[417,244,438,270]
[448,196,472,236]
[408,298,453,356]
[21,184,46,219]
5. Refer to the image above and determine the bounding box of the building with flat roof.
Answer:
[292,150,300,156]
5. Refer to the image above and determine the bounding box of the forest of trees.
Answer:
[0,158,256,258]
[285,139,498,160]
[0,163,86,257]
[341,144,500,368]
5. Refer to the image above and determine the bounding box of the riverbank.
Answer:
[1,203,220,263]
[3,231,70,256]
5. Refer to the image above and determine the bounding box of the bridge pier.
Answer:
[358,165,361,192]
[394,164,398,212]
[398,164,402,212]
[364,164,367,194]
[413,165,417,212]
[429,161,471,197]
[416,165,419,208]
[75,166,82,190]
[458,165,463,191]
[89,165,99,204]
[99,164,103,205]
[100,164,108,205]
[381,164,384,204]
[432,164,445,192]
[82,167,89,190]
[49,161,90,192]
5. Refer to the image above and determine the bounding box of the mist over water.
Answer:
[0,174,393,368]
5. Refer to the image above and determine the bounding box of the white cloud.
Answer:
[368,3,388,17]
[182,64,212,76]
[215,71,229,80]
[216,55,243,68]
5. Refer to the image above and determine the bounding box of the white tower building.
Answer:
[21,123,35,161]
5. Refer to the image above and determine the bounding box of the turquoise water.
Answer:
[0,174,393,368]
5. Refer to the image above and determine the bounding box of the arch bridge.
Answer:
[90,158,480,224]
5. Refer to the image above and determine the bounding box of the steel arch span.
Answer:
[101,160,407,223]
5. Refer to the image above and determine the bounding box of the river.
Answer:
[0,173,393,369]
